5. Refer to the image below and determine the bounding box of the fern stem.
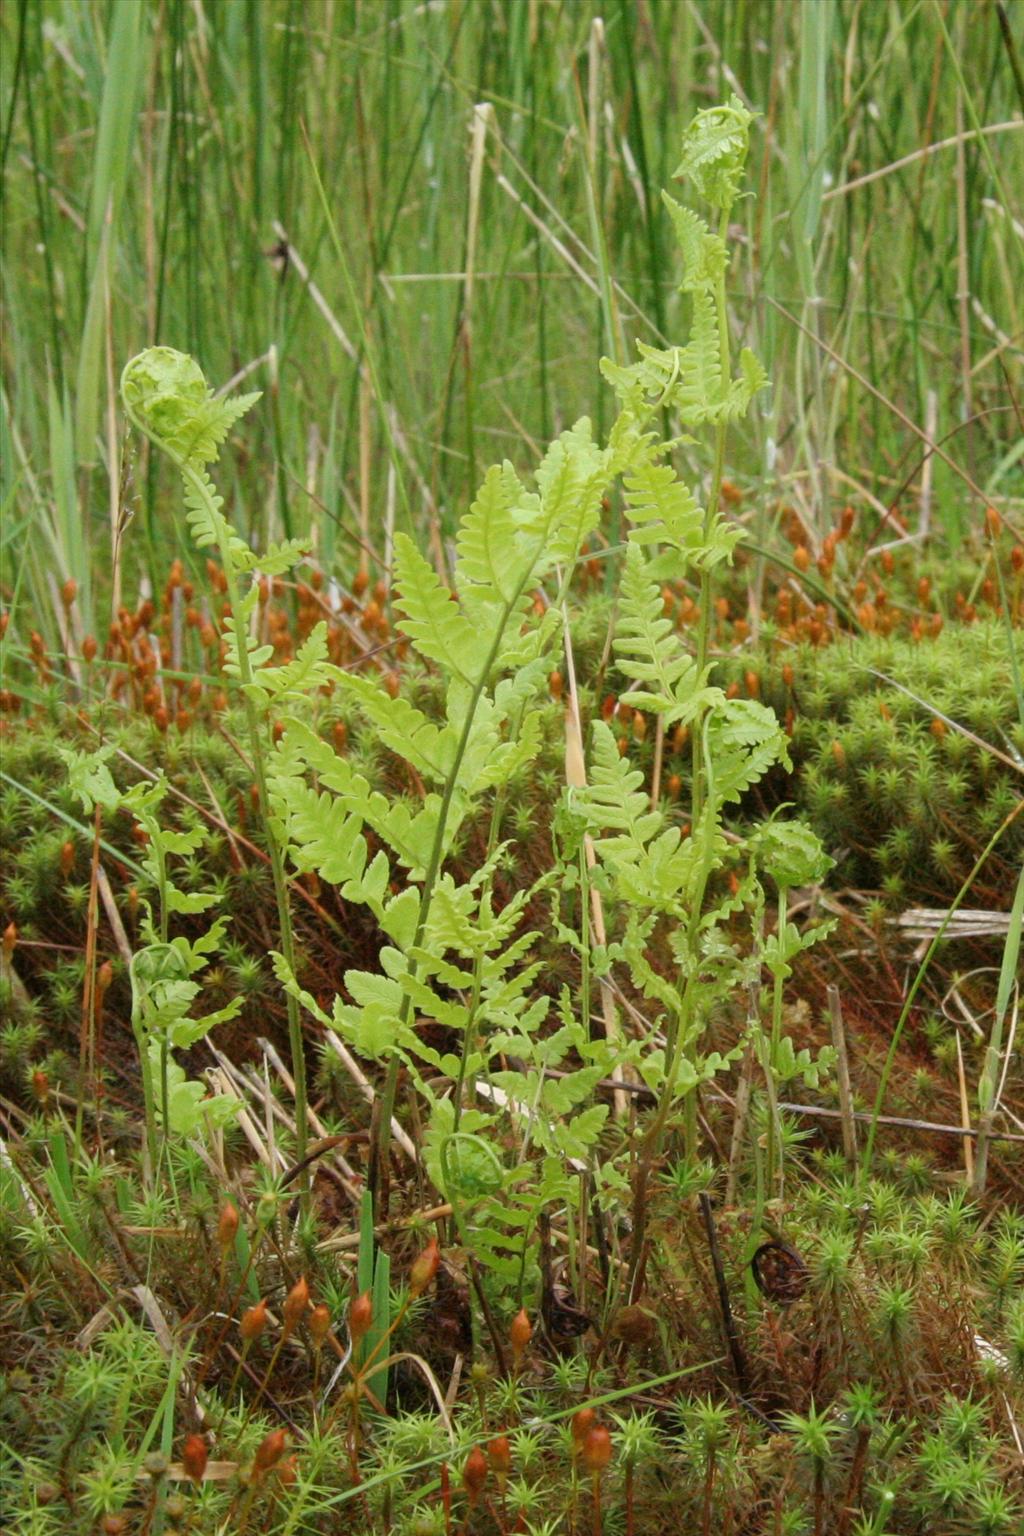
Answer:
[371,586,529,1207]
[182,463,310,1205]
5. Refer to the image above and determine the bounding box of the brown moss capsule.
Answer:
[61,578,77,609]
[510,1307,532,1361]
[283,1276,310,1333]
[666,773,682,800]
[181,1433,208,1484]
[745,670,760,699]
[831,740,846,769]
[60,840,74,878]
[549,669,563,699]
[462,1445,488,1504]
[409,1237,441,1298]
[253,1428,288,1477]
[216,1201,239,1252]
[782,663,795,688]
[240,1298,268,1343]
[154,705,169,733]
[309,1304,331,1347]
[488,1435,511,1476]
[348,1289,373,1343]
[31,1069,49,1104]
[986,505,1002,537]
[839,504,855,538]
[571,1407,596,1450]
[1011,545,1023,572]
[581,1423,612,1473]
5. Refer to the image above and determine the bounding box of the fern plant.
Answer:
[575,98,833,1280]
[121,348,313,1191]
[59,743,240,1180]
[260,417,629,1272]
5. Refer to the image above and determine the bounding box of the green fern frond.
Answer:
[535,417,614,567]
[615,544,714,724]
[621,454,704,557]
[393,533,479,683]
[660,193,728,291]
[455,461,538,606]
[705,699,791,806]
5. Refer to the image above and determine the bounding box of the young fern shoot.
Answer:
[121,349,313,1195]
[578,99,833,1285]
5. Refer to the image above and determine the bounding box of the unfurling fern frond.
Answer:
[672,93,754,211]
[121,347,259,468]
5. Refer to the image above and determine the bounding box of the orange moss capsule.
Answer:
[725,681,740,700]
[571,1408,597,1451]
[793,545,810,572]
[601,694,617,723]
[881,549,894,575]
[782,663,794,688]
[61,578,77,609]
[488,1435,511,1477]
[175,709,190,734]
[986,506,1002,537]
[31,1068,49,1104]
[81,634,97,663]
[510,1308,532,1362]
[929,717,946,739]
[217,1202,239,1253]
[181,1434,208,1484]
[462,1446,488,1504]
[332,721,348,753]
[745,670,760,699]
[666,773,682,800]
[352,569,369,598]
[1011,545,1023,572]
[253,1428,288,1478]
[409,1237,441,1298]
[309,1304,331,1348]
[581,1423,613,1474]
[282,1276,310,1334]
[272,720,285,743]
[60,840,74,878]
[384,671,400,699]
[549,669,563,699]
[839,505,855,538]
[632,710,646,742]
[831,740,846,769]
[348,1290,373,1343]
[617,735,628,756]
[720,478,742,505]
[240,1299,268,1343]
